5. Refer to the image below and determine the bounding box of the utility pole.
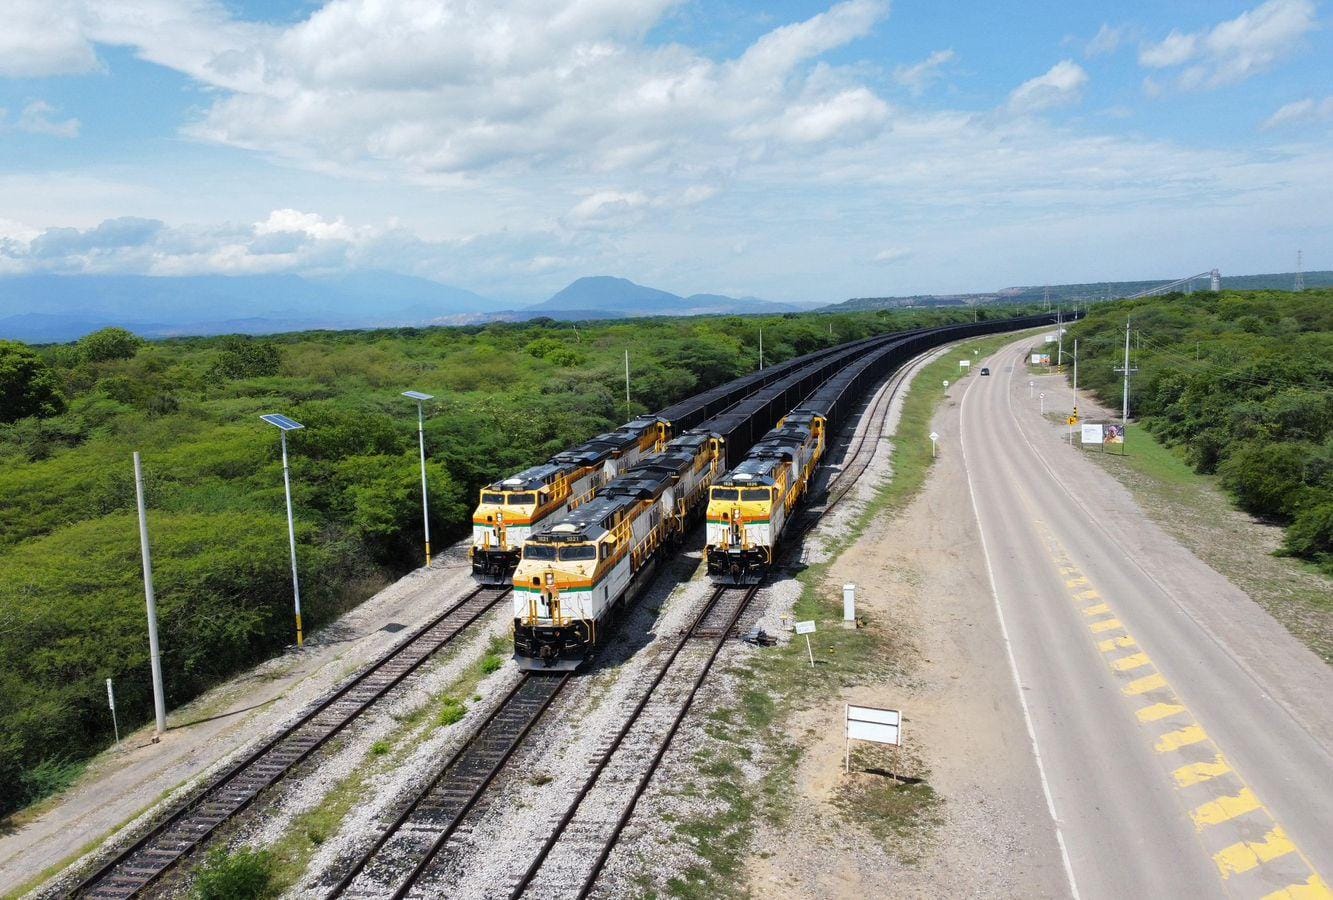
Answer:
[1114,318,1138,453]
[133,452,167,740]
[1072,339,1079,414]
[402,391,434,567]
[759,327,764,371]
[624,350,631,421]
[1295,250,1305,292]
[1056,306,1064,367]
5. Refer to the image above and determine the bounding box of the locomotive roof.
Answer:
[486,460,580,492]
[718,457,782,486]
[533,494,638,543]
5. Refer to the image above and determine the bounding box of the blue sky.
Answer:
[0,0,1329,303]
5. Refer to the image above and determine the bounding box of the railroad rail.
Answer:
[70,584,510,900]
[509,582,762,899]
[328,671,571,898]
[511,344,931,898]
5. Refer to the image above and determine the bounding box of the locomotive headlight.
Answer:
[545,572,555,586]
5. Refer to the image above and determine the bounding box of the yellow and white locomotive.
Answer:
[705,411,825,583]
[513,430,722,669]
[470,417,665,584]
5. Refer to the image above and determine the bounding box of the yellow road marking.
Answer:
[1066,576,1089,588]
[1215,826,1297,878]
[1123,673,1168,695]
[1173,755,1232,788]
[1155,725,1208,752]
[1262,874,1333,899]
[1098,635,1137,652]
[1089,617,1123,633]
[1111,652,1152,672]
[1076,589,1101,602]
[1136,702,1185,722]
[1192,788,1262,829]
[1082,603,1111,616]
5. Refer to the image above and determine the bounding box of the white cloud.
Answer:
[1085,23,1127,57]
[0,1,101,76]
[1262,96,1333,129]
[1007,61,1088,113]
[1138,0,1317,90]
[873,247,911,264]
[14,101,81,138]
[892,49,955,95]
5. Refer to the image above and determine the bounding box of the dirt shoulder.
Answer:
[1,542,486,896]
[743,344,1069,898]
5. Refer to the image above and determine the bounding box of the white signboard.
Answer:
[1030,353,1043,365]
[847,705,901,747]
[929,431,939,442]
[959,359,970,368]
[1044,334,1056,344]
[794,620,817,635]
[1081,423,1104,444]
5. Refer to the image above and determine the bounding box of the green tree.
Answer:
[209,337,282,380]
[77,327,143,362]
[0,340,66,423]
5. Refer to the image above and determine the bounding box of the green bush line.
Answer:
[1062,290,1333,574]
[0,309,1040,818]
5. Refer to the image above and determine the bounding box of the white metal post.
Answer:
[759,327,764,371]
[133,452,167,739]
[1073,339,1079,407]
[280,431,304,646]
[106,678,120,747]
[805,634,814,668]
[1057,306,1063,366]
[624,350,631,420]
[845,702,850,773]
[416,401,431,567]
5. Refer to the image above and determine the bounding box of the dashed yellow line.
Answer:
[1173,755,1232,788]
[1136,701,1185,722]
[1155,724,1209,752]
[1216,827,1298,878]
[1262,874,1333,899]
[1037,522,1328,892]
[1122,672,1168,695]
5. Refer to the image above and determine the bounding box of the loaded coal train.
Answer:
[468,333,896,583]
[507,314,1061,669]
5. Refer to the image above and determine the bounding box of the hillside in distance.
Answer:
[521,275,820,317]
[829,269,1332,311]
[0,271,494,342]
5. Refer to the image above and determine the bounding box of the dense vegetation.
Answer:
[0,306,1032,816]
[1066,290,1333,573]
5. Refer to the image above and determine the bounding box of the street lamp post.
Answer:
[261,414,306,647]
[402,391,435,567]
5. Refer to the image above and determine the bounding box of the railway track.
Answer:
[508,583,761,899]
[69,583,510,900]
[328,671,571,898]
[508,349,931,898]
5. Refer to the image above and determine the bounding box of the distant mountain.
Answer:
[826,270,1333,312]
[0,271,495,342]
[524,276,815,318]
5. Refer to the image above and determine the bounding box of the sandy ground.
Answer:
[742,350,1069,898]
[1,539,488,895]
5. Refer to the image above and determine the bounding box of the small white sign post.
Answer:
[794,620,817,667]
[1039,391,1046,415]
[929,431,939,458]
[106,678,120,747]
[959,359,970,369]
[845,704,902,772]
[1029,379,1035,399]
[942,379,949,390]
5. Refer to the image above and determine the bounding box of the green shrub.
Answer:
[480,654,503,674]
[0,340,66,422]
[438,697,466,726]
[194,848,274,900]
[17,757,86,806]
[78,327,143,362]
[370,740,390,756]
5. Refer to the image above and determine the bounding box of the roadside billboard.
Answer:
[1081,423,1103,444]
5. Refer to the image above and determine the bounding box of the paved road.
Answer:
[958,339,1333,900]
